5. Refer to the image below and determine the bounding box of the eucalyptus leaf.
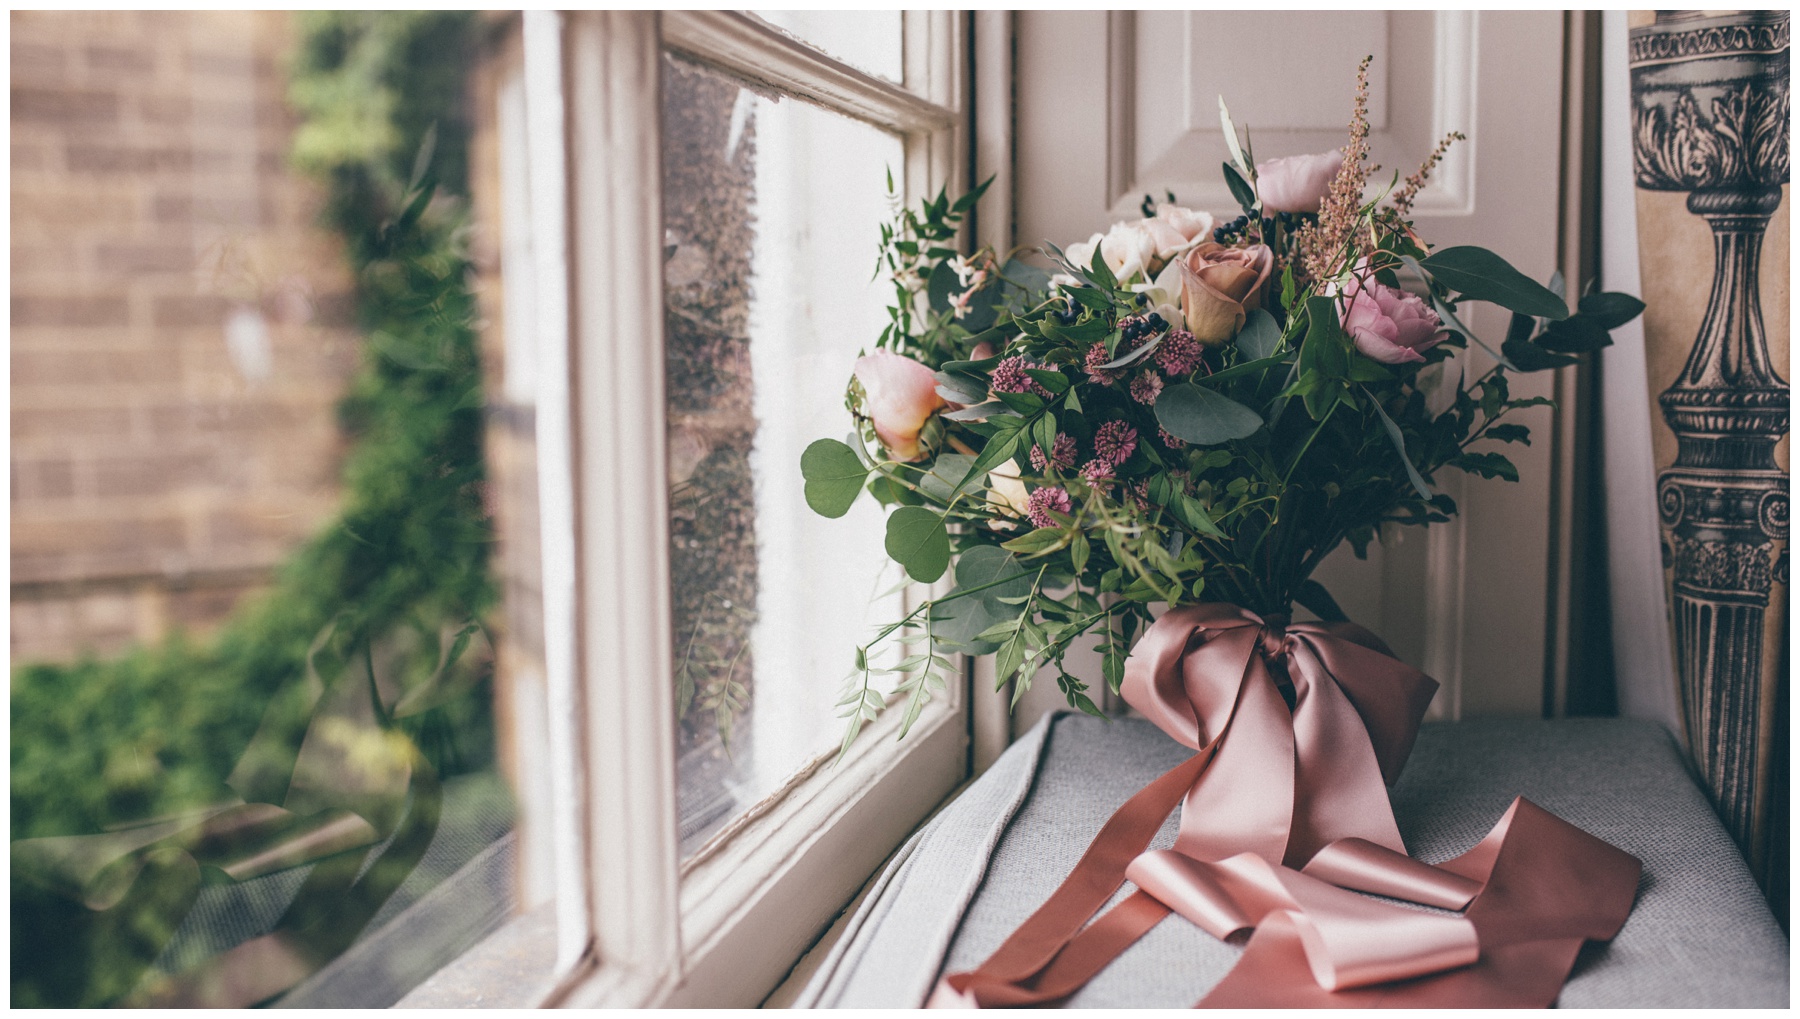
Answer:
[1154,383,1263,444]
[1235,309,1282,360]
[1577,291,1646,330]
[919,453,978,503]
[1366,390,1432,499]
[800,438,868,518]
[934,371,988,405]
[1099,333,1163,370]
[884,506,951,582]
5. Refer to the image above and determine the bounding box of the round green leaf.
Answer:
[885,506,951,583]
[1154,383,1264,445]
[800,438,868,518]
[1235,309,1282,361]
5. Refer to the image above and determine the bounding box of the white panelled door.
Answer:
[1010,11,1573,729]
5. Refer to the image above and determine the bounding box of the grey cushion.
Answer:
[797,714,1788,1008]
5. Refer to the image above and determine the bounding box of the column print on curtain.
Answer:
[1628,9,1788,918]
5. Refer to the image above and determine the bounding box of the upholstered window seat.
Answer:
[797,714,1788,1008]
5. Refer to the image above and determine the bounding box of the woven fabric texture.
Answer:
[801,713,1789,1008]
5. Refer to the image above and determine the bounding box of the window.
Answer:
[491,10,975,1007]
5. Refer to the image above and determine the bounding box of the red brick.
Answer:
[12,87,117,124]
[85,45,155,75]
[12,406,134,442]
[90,452,214,498]
[95,243,195,274]
[11,295,130,327]
[65,145,191,173]
[10,43,66,82]
[12,348,182,386]
[152,294,228,328]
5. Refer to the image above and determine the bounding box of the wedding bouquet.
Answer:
[802,61,1643,752]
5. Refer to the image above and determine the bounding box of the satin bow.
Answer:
[929,603,1641,1009]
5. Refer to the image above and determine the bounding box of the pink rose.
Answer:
[1255,150,1344,215]
[1156,205,1214,244]
[854,351,946,461]
[1337,280,1448,364]
[1178,242,1274,345]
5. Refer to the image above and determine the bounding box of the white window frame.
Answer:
[517,10,975,1007]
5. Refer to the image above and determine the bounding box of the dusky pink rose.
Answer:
[1337,280,1449,364]
[1255,150,1345,214]
[1178,242,1275,345]
[854,351,946,461]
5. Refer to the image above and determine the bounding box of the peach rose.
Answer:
[1255,150,1344,215]
[1178,242,1274,345]
[854,351,946,461]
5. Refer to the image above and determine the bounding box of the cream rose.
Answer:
[1178,242,1275,345]
[854,351,946,461]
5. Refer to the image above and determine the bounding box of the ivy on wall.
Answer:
[10,11,492,843]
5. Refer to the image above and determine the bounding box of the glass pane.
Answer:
[10,12,538,1007]
[661,54,908,855]
[753,9,904,85]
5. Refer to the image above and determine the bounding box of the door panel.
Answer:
[1012,11,1568,729]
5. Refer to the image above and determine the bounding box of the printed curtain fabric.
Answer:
[1627,10,1788,919]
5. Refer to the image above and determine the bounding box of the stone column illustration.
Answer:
[1629,9,1789,913]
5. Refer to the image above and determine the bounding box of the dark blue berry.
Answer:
[1147,313,1166,331]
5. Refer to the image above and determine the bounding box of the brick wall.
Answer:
[11,11,360,661]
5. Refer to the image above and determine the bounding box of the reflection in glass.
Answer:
[10,11,526,1007]
[661,54,907,855]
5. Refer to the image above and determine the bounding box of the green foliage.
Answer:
[11,11,490,844]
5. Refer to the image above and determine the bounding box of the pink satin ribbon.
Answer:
[928,604,1641,1008]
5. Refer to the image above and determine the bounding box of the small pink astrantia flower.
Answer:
[1026,486,1073,529]
[1080,458,1115,483]
[854,351,946,462]
[1130,370,1164,406]
[990,355,1052,397]
[1029,433,1079,473]
[1337,279,1448,365]
[1093,420,1139,466]
[1084,342,1119,385]
[1155,329,1203,377]
[1159,427,1187,451]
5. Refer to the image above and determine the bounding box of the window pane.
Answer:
[10,11,533,1007]
[753,10,904,85]
[661,54,908,856]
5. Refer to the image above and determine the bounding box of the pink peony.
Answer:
[1154,329,1203,377]
[1337,279,1449,365]
[1255,150,1345,215]
[1093,420,1139,466]
[854,351,945,461]
[1027,486,1073,529]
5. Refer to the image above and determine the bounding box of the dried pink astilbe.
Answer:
[1388,130,1466,217]
[1084,342,1120,385]
[1159,427,1187,451]
[1154,329,1203,377]
[990,355,1051,397]
[1130,370,1164,406]
[1295,55,1376,282]
[1026,486,1073,529]
[1093,420,1139,466]
[1029,433,1079,472]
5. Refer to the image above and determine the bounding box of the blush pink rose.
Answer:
[1338,280,1449,364]
[854,351,946,461]
[1255,150,1344,214]
[1178,242,1275,345]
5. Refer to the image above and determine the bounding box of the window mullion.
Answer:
[547,9,683,1005]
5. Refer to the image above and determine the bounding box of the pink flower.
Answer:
[1337,279,1448,365]
[1130,370,1164,406]
[1080,459,1115,483]
[1154,329,1203,377]
[854,351,946,461]
[1030,433,1079,472]
[1093,420,1139,466]
[1255,150,1344,214]
[1027,486,1073,529]
[990,355,1051,397]
[1084,342,1120,385]
[1158,427,1187,451]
